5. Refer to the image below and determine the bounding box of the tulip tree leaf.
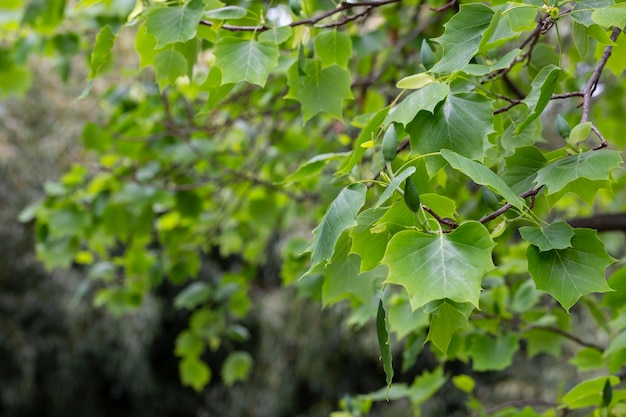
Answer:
[214,37,279,87]
[426,300,472,354]
[384,82,450,126]
[314,30,352,68]
[286,59,353,121]
[306,183,367,272]
[469,333,519,371]
[407,93,494,175]
[429,4,495,74]
[591,4,626,29]
[527,228,614,311]
[441,149,525,211]
[350,208,389,272]
[515,65,560,134]
[382,222,496,310]
[519,222,575,251]
[145,0,204,48]
[534,150,623,195]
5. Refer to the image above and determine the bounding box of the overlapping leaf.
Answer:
[527,228,614,311]
[384,82,450,126]
[429,3,495,74]
[407,93,494,175]
[515,65,560,134]
[426,300,472,354]
[214,38,279,87]
[145,0,204,48]
[382,222,496,310]
[519,222,575,251]
[534,150,622,195]
[314,30,352,68]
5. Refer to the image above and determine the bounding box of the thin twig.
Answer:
[581,27,622,123]
[199,0,401,32]
[422,206,458,229]
[526,325,604,351]
[430,0,457,12]
[478,188,541,224]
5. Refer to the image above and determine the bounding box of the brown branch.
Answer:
[526,325,604,351]
[430,0,457,12]
[568,213,626,233]
[478,187,542,224]
[581,27,622,123]
[422,206,458,229]
[199,0,401,32]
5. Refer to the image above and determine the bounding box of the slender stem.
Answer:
[526,325,604,351]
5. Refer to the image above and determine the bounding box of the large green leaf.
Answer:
[515,65,560,134]
[153,48,187,89]
[145,0,204,48]
[307,183,367,271]
[561,376,619,410]
[527,228,614,311]
[592,4,626,29]
[286,59,353,121]
[429,3,495,74]
[501,146,547,194]
[384,82,450,126]
[519,222,575,251]
[382,222,496,310]
[314,30,352,68]
[572,0,615,26]
[426,300,472,354]
[407,93,494,175]
[441,149,524,211]
[214,38,279,87]
[534,150,623,195]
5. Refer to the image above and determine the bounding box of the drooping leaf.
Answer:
[383,222,496,310]
[286,59,353,121]
[375,166,416,208]
[527,228,614,311]
[153,48,187,89]
[376,298,394,394]
[306,183,367,271]
[426,300,472,354]
[519,222,575,252]
[350,208,389,272]
[407,93,494,175]
[384,82,450,126]
[88,25,116,79]
[429,4,495,74]
[145,0,204,48]
[469,333,519,371]
[314,30,352,68]
[534,150,623,195]
[515,64,560,134]
[214,37,279,87]
[441,149,525,211]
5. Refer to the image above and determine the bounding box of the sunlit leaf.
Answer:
[214,37,279,86]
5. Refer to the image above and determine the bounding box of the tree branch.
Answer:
[478,188,541,224]
[199,0,401,32]
[568,213,626,233]
[526,325,604,351]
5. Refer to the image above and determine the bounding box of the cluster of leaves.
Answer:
[4,0,626,414]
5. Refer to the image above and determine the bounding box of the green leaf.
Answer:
[258,26,292,45]
[284,152,349,183]
[501,146,547,194]
[429,3,495,74]
[350,208,389,272]
[527,228,614,311]
[384,82,450,126]
[376,298,394,394]
[396,73,435,90]
[307,183,367,271]
[572,0,615,27]
[214,37,279,87]
[179,356,211,391]
[221,351,253,386]
[462,49,521,75]
[286,59,353,121]
[174,282,213,310]
[515,64,560,134]
[153,48,188,89]
[388,297,429,340]
[573,21,589,59]
[175,330,205,357]
[561,376,619,410]
[569,347,605,371]
[383,222,495,310]
[592,4,626,29]
[420,194,457,220]
[88,25,116,79]
[426,300,471,354]
[441,149,525,211]
[534,150,623,195]
[338,106,390,175]
[407,93,494,175]
[314,30,352,68]
[469,333,519,371]
[519,222,575,251]
[375,166,416,208]
[145,0,204,48]
[204,6,247,20]
[511,280,541,313]
[420,39,435,70]
[567,122,593,146]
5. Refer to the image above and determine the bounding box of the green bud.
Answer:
[556,114,571,139]
[404,177,421,213]
[420,39,435,70]
[382,124,399,162]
